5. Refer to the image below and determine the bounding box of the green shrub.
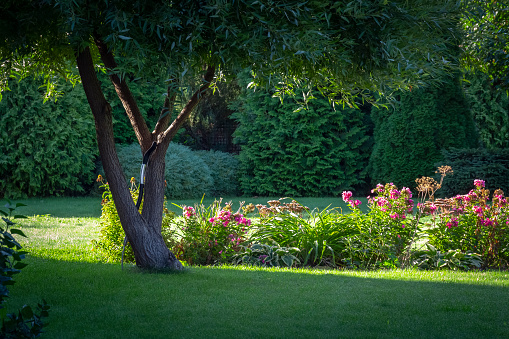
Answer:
[436,148,509,196]
[369,74,479,190]
[233,242,301,268]
[165,143,214,199]
[112,143,214,199]
[195,150,239,196]
[463,72,509,149]
[92,178,176,263]
[411,244,483,271]
[342,184,416,269]
[232,78,372,197]
[251,199,358,267]
[0,77,97,198]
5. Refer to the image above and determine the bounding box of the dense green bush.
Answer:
[435,148,509,196]
[232,83,372,197]
[195,150,239,196]
[164,143,214,199]
[463,72,509,149]
[369,74,479,190]
[0,77,97,198]
[113,143,238,199]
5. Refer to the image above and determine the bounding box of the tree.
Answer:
[462,0,509,89]
[232,78,372,197]
[0,0,461,269]
[369,73,479,189]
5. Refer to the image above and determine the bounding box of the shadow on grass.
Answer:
[8,256,509,339]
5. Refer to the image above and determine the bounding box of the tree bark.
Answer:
[76,46,183,270]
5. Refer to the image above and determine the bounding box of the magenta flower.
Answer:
[349,199,362,208]
[389,189,401,199]
[342,191,353,202]
[474,179,485,188]
[183,206,195,218]
[446,217,459,229]
[377,197,389,207]
[429,203,437,213]
[473,205,483,216]
[483,218,494,226]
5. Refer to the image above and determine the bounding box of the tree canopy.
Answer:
[462,0,509,89]
[1,0,460,104]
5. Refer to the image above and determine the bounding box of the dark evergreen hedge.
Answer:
[369,75,479,190]
[232,86,372,197]
[0,77,97,198]
[435,148,509,197]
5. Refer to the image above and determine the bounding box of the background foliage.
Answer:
[369,74,479,190]
[0,77,97,198]
[112,143,238,199]
[436,148,509,197]
[463,72,509,149]
[232,76,372,197]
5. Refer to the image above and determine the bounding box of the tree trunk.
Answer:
[76,46,183,270]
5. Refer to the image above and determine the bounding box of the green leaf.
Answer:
[9,229,26,238]
[20,305,34,319]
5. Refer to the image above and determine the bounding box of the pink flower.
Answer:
[342,191,353,202]
[429,203,437,213]
[473,205,483,216]
[349,199,362,208]
[390,213,399,219]
[390,189,401,199]
[446,218,458,229]
[474,179,485,188]
[377,198,389,207]
[183,206,195,218]
[483,218,494,226]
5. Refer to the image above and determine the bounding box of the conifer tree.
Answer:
[369,74,478,189]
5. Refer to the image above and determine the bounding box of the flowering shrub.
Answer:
[342,184,415,268]
[165,200,253,265]
[425,180,509,268]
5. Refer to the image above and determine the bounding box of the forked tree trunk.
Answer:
[76,46,183,269]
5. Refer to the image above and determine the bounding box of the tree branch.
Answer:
[152,83,177,137]
[159,65,216,148]
[94,35,152,151]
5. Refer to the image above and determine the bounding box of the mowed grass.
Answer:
[14,195,366,218]
[5,198,509,338]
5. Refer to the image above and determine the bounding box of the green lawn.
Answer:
[5,198,509,338]
[14,195,366,218]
